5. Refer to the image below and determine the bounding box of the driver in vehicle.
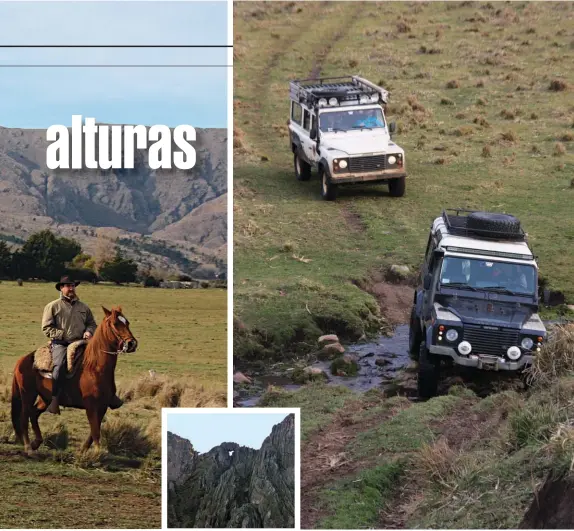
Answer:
[352,109,385,129]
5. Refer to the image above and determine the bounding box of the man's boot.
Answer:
[109,395,124,410]
[47,394,60,415]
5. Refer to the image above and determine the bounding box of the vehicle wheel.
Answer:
[417,342,439,399]
[467,212,521,239]
[294,152,311,181]
[320,167,338,201]
[388,176,406,197]
[408,307,423,359]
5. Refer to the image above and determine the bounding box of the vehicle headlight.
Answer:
[328,97,338,106]
[446,329,459,342]
[318,98,328,107]
[388,155,397,165]
[339,159,348,169]
[507,346,522,361]
[458,341,472,355]
[521,337,534,350]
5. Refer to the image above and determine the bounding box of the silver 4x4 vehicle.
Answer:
[288,75,407,201]
[409,209,547,398]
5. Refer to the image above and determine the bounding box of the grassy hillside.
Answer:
[0,281,226,528]
[262,323,574,528]
[233,1,574,360]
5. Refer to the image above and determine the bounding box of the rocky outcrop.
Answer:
[167,414,295,528]
[167,432,198,491]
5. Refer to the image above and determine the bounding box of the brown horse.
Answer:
[11,306,138,454]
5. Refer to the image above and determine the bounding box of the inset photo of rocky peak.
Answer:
[166,411,297,529]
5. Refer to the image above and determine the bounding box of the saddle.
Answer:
[33,340,88,379]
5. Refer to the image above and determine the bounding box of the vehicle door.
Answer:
[422,237,438,320]
[301,108,318,163]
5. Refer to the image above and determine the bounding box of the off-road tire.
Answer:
[294,152,311,181]
[417,342,439,399]
[409,307,423,359]
[467,212,521,238]
[389,176,406,197]
[319,167,338,201]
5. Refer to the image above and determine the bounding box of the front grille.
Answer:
[348,155,387,173]
[462,325,520,357]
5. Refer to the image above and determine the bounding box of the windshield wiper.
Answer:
[441,283,477,291]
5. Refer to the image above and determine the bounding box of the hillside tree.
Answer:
[99,250,138,285]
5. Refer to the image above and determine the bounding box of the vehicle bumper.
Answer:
[330,170,407,184]
[429,345,534,371]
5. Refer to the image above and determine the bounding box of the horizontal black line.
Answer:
[0,65,232,68]
[0,44,231,48]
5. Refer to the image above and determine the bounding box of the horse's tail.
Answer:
[11,372,23,443]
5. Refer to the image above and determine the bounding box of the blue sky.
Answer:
[0,1,228,128]
[167,413,290,453]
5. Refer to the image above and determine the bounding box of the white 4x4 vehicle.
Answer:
[288,75,407,201]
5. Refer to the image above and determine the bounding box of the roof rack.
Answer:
[441,208,527,242]
[289,75,389,109]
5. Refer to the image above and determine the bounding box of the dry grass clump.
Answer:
[418,45,441,55]
[500,130,518,144]
[545,421,574,472]
[524,325,574,386]
[482,145,492,158]
[413,438,479,490]
[446,79,460,89]
[554,142,567,156]
[473,116,490,128]
[45,422,69,450]
[180,385,226,408]
[559,132,574,142]
[119,374,226,409]
[453,126,474,137]
[101,418,152,457]
[500,109,517,120]
[74,447,109,469]
[406,95,427,113]
[549,79,568,92]
[440,97,454,106]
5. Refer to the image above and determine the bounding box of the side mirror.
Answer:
[423,274,432,290]
[389,122,396,134]
[310,126,317,140]
[433,249,445,260]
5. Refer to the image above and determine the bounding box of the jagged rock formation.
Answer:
[167,414,295,528]
[0,126,227,277]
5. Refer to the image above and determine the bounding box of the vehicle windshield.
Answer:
[319,108,385,132]
[439,257,536,296]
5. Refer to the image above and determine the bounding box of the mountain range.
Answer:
[167,414,295,528]
[0,125,227,278]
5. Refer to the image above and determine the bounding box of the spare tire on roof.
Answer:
[466,211,522,239]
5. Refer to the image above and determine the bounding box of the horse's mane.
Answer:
[83,307,118,371]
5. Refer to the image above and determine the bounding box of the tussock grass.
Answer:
[101,418,153,458]
[45,422,69,450]
[524,325,574,386]
[119,375,226,408]
[74,447,109,469]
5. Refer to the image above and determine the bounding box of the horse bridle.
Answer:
[102,316,133,355]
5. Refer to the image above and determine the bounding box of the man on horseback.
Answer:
[41,275,123,414]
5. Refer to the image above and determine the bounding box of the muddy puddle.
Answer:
[235,325,413,407]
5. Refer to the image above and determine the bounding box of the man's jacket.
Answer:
[41,295,97,343]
